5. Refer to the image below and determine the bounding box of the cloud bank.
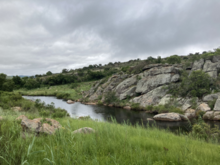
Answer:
[0,0,220,75]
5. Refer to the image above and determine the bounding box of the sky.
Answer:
[0,0,220,76]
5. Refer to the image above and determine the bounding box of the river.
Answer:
[23,96,220,133]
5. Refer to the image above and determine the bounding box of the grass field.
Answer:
[1,92,220,164]
[0,110,220,165]
[15,81,94,101]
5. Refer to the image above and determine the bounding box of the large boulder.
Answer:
[19,116,62,135]
[184,109,196,119]
[214,97,220,110]
[203,93,220,102]
[203,111,220,120]
[211,55,220,63]
[153,113,182,121]
[197,103,211,112]
[130,86,167,107]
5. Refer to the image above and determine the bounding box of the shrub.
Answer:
[166,55,181,64]
[104,92,118,104]
[167,70,216,98]
[70,83,79,89]
[190,117,220,141]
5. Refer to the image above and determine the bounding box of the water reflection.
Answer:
[23,96,220,132]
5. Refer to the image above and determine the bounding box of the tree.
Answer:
[0,73,6,90]
[46,71,52,76]
[166,55,181,64]
[62,69,68,73]
[2,80,14,92]
[12,75,24,88]
[24,79,40,89]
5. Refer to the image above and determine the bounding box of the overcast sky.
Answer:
[0,0,220,75]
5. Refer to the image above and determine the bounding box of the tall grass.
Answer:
[0,114,220,165]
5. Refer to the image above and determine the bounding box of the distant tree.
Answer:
[46,71,52,76]
[166,55,181,64]
[62,69,68,73]
[156,56,162,63]
[0,73,7,90]
[24,79,40,89]
[12,75,23,88]
[2,80,14,92]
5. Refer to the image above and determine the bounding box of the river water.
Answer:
[23,96,219,133]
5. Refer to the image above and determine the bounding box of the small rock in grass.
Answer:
[72,127,95,134]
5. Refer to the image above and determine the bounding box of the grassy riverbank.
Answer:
[0,92,220,164]
[0,112,220,165]
[15,81,93,101]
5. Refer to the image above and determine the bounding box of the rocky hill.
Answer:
[84,55,220,122]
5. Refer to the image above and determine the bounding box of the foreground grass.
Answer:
[15,81,94,100]
[0,110,220,165]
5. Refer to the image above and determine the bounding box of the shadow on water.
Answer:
[23,96,220,133]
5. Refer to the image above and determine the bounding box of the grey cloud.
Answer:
[0,0,220,75]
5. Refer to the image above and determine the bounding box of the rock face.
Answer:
[191,59,204,71]
[203,111,220,120]
[19,115,62,135]
[115,75,137,100]
[202,60,218,78]
[130,86,168,107]
[136,65,181,94]
[153,113,182,121]
[72,127,95,134]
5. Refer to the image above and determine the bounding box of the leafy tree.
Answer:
[12,75,24,88]
[62,69,68,73]
[166,55,181,64]
[2,80,14,92]
[46,71,52,76]
[0,73,6,90]
[24,79,40,89]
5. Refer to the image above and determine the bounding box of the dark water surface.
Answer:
[22,96,201,132]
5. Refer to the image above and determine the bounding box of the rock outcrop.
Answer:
[136,65,181,94]
[130,86,168,107]
[18,115,62,135]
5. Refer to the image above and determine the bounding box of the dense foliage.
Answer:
[167,70,217,98]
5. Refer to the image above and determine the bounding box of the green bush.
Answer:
[190,118,220,141]
[167,70,216,98]
[104,92,118,104]
[166,55,181,64]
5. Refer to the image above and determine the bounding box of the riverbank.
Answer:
[1,112,220,164]
[1,92,220,164]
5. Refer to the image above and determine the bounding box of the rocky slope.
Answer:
[84,55,220,121]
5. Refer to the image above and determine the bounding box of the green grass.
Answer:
[15,81,94,100]
[0,112,220,165]
[0,91,220,164]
